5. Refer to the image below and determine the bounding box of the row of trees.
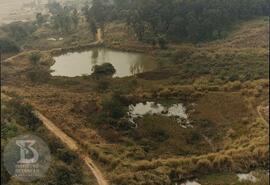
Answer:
[85,0,269,42]
[48,2,79,34]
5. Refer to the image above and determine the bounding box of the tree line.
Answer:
[87,0,269,42]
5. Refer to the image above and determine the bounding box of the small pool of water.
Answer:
[128,102,192,128]
[51,48,157,77]
[180,181,201,185]
[237,173,257,182]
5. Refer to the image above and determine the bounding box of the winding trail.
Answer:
[34,111,109,185]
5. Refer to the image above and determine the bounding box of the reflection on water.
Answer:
[51,48,157,77]
[91,48,99,65]
[128,102,192,128]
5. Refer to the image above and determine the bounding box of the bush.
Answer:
[187,131,201,144]
[8,100,41,130]
[50,164,82,185]
[26,67,51,83]
[29,51,41,66]
[56,149,77,165]
[101,96,126,119]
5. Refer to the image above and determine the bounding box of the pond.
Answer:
[237,173,257,183]
[180,181,201,185]
[128,102,192,128]
[51,48,157,77]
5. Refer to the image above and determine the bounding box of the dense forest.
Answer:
[84,0,270,42]
[1,0,269,53]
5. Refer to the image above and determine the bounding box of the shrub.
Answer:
[101,96,126,119]
[92,63,116,79]
[29,52,41,66]
[187,131,201,144]
[8,100,41,130]
[26,67,51,83]
[51,164,82,185]
[56,148,77,165]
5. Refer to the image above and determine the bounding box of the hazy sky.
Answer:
[0,0,48,25]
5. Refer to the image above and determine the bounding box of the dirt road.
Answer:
[35,111,109,185]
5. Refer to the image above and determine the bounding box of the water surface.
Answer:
[180,181,201,185]
[51,48,157,77]
[237,173,257,182]
[128,102,192,128]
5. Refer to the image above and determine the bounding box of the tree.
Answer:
[82,0,111,37]
[47,1,61,15]
[3,22,37,42]
[49,2,74,34]
[92,63,116,79]
[0,38,20,53]
[36,13,45,27]
[71,9,79,30]
[29,52,41,66]
[109,0,270,42]
[157,34,168,49]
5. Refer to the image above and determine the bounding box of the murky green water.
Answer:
[51,48,157,77]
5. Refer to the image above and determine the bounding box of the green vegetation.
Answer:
[48,1,79,34]
[26,52,51,83]
[1,21,37,43]
[1,98,97,185]
[92,63,116,79]
[29,51,41,66]
[0,38,20,53]
[86,0,269,42]
[0,1,268,185]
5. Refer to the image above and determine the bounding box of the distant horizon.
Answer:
[0,0,47,25]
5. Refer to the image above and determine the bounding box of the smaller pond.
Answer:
[179,181,201,185]
[237,173,257,183]
[51,48,157,77]
[128,102,192,128]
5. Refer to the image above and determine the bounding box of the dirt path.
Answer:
[96,28,103,43]
[35,111,109,185]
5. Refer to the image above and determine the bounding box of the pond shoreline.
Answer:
[50,47,157,78]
